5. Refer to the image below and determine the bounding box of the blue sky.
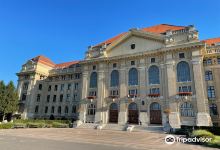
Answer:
[0,0,220,84]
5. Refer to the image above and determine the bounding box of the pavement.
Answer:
[0,128,217,150]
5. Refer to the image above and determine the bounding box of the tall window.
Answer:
[35,105,39,113]
[87,104,96,115]
[205,71,213,80]
[148,65,160,84]
[90,72,97,88]
[208,86,215,99]
[58,106,61,114]
[36,94,41,102]
[177,61,191,82]
[45,106,48,114]
[72,105,77,113]
[128,68,138,86]
[51,106,55,114]
[209,104,218,116]
[110,70,119,87]
[218,58,220,64]
[180,102,194,117]
[65,106,68,114]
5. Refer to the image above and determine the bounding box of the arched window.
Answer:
[110,103,118,110]
[51,106,55,114]
[150,102,161,110]
[129,68,138,86]
[128,103,138,110]
[110,70,119,87]
[72,105,77,113]
[88,104,96,115]
[210,104,218,116]
[65,106,68,114]
[148,65,160,84]
[90,72,97,88]
[180,102,194,117]
[177,61,191,82]
[58,106,61,114]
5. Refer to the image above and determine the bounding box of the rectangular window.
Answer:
[54,85,58,91]
[151,58,156,63]
[60,84,64,91]
[36,94,41,102]
[131,61,135,65]
[179,53,185,59]
[179,86,192,92]
[113,63,117,68]
[75,73,80,79]
[129,89,138,95]
[207,59,212,65]
[208,86,215,99]
[66,94,70,101]
[131,43,135,49]
[67,84,71,90]
[89,91,97,97]
[218,58,220,64]
[205,71,213,81]
[45,107,48,114]
[53,95,57,102]
[35,106,39,113]
[74,83,79,90]
[93,65,96,70]
[60,94,63,102]
[47,95,50,102]
[21,93,27,101]
[23,82,29,90]
[61,75,66,80]
[48,85,51,91]
[73,94,77,101]
[38,84,42,90]
[110,90,119,96]
[150,88,160,94]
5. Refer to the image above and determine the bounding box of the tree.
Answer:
[0,81,18,121]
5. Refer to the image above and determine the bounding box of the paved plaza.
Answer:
[0,128,217,150]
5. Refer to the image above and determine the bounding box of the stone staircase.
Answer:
[103,124,126,131]
[133,125,163,133]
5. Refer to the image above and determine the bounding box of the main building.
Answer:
[17,24,220,128]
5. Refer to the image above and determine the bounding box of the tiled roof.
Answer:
[203,37,220,45]
[95,24,186,46]
[31,55,79,68]
[55,61,79,69]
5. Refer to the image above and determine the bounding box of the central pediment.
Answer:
[105,30,165,57]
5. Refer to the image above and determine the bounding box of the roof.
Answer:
[203,37,220,45]
[95,24,186,46]
[31,55,79,68]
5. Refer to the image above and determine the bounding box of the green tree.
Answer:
[0,81,18,121]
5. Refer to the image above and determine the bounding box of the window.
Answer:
[74,83,79,90]
[110,90,119,96]
[89,91,97,97]
[38,84,42,90]
[35,105,39,113]
[61,75,66,80]
[142,101,145,105]
[179,53,185,59]
[128,68,138,86]
[65,106,68,114]
[207,59,212,65]
[205,71,213,80]
[90,72,98,88]
[180,102,194,117]
[131,43,135,49]
[110,103,118,110]
[113,63,117,68]
[54,85,58,91]
[177,61,191,82]
[67,84,71,90]
[128,103,138,110]
[92,65,96,70]
[60,94,63,102]
[60,84,64,91]
[148,65,160,84]
[72,105,77,113]
[179,86,192,92]
[73,94,77,100]
[45,106,48,114]
[129,89,138,96]
[150,88,160,94]
[150,102,161,110]
[209,104,218,116]
[36,94,41,102]
[218,58,220,64]
[110,70,119,87]
[23,82,29,90]
[151,58,155,63]
[66,94,70,101]
[75,73,80,79]
[47,95,50,102]
[48,85,51,91]
[131,61,135,65]
[87,104,96,115]
[51,106,55,114]
[21,93,27,101]
[58,106,61,114]
[208,86,215,99]
[53,95,57,102]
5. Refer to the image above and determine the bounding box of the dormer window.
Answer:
[179,53,185,59]
[131,43,135,49]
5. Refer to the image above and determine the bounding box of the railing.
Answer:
[177,92,192,96]
[49,67,81,75]
[148,93,160,97]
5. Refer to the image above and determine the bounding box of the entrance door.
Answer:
[150,102,162,124]
[128,103,139,124]
[109,103,118,123]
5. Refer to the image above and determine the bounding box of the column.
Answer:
[192,54,212,126]
[165,54,180,128]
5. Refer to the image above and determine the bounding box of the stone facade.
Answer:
[17,24,220,128]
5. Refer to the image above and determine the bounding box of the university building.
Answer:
[17,24,220,128]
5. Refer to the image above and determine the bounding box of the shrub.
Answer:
[52,122,69,128]
[13,123,26,128]
[0,123,13,129]
[192,130,215,139]
[27,122,45,128]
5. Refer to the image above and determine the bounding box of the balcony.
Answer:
[87,96,96,99]
[177,92,192,96]
[148,93,160,97]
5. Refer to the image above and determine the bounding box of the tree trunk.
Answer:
[2,113,5,121]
